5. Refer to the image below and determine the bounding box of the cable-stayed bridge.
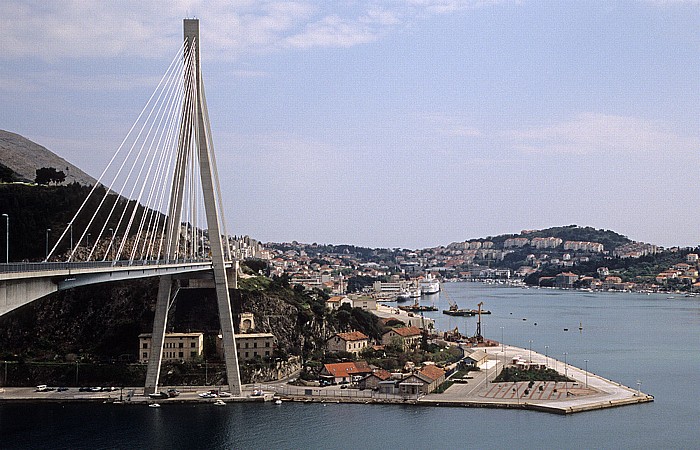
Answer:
[0,19,242,395]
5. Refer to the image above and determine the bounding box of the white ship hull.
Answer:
[420,280,440,295]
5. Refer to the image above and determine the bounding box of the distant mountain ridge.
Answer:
[0,130,96,185]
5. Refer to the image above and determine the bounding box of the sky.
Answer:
[1,1,699,249]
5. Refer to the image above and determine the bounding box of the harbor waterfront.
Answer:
[1,282,698,448]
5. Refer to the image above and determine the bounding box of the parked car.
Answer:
[148,391,169,399]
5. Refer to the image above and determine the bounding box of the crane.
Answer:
[443,286,458,312]
[474,301,484,342]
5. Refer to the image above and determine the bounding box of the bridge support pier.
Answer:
[144,275,175,395]
[143,18,241,397]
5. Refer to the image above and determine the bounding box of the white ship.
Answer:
[420,276,440,295]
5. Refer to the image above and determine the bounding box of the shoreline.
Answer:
[0,345,653,415]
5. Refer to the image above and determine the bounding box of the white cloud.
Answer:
[285,15,379,48]
[641,0,700,5]
[421,113,482,138]
[0,0,509,60]
[507,113,699,156]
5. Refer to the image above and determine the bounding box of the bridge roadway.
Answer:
[0,260,231,317]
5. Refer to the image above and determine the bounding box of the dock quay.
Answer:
[418,345,654,414]
[0,386,271,405]
[262,344,653,415]
[0,346,652,414]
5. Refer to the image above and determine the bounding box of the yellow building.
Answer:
[138,332,204,363]
[232,333,276,361]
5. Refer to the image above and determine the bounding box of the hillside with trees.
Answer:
[0,183,153,261]
[0,130,95,185]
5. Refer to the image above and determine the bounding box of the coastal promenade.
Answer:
[420,344,654,414]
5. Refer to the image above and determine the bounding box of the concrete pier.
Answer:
[419,344,654,414]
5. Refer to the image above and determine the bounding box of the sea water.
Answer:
[1,283,698,449]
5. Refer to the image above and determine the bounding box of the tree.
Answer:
[0,164,16,182]
[35,167,66,185]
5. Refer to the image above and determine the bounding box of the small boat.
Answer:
[408,289,422,298]
[578,322,583,331]
[275,399,282,405]
[148,403,161,408]
[214,399,226,406]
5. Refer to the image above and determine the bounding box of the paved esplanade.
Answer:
[420,344,653,414]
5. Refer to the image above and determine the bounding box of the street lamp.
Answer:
[528,340,533,363]
[500,327,504,353]
[544,345,549,367]
[86,233,91,248]
[2,214,7,263]
[68,222,73,251]
[45,228,51,259]
[109,228,114,260]
[636,380,642,397]
[563,352,568,397]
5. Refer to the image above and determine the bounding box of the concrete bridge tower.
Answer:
[144,19,242,395]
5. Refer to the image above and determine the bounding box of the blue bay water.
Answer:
[1,283,698,449]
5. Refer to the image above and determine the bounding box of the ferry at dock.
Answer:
[420,275,440,295]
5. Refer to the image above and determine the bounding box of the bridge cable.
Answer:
[50,43,185,262]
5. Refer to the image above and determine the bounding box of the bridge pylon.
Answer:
[144,18,242,396]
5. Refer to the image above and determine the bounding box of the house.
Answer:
[325,296,351,310]
[462,349,488,368]
[381,326,422,350]
[139,332,204,363]
[320,361,372,384]
[554,272,578,288]
[350,295,377,311]
[233,333,276,361]
[398,365,446,396]
[602,276,623,290]
[326,331,369,356]
[358,369,392,390]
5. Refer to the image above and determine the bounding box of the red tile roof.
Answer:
[419,365,445,381]
[323,361,372,377]
[389,326,421,337]
[335,331,369,342]
[372,369,392,381]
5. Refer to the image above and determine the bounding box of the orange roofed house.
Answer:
[398,365,446,396]
[326,331,369,356]
[320,361,372,384]
[381,326,422,350]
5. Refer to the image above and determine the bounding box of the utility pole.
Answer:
[45,228,51,259]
